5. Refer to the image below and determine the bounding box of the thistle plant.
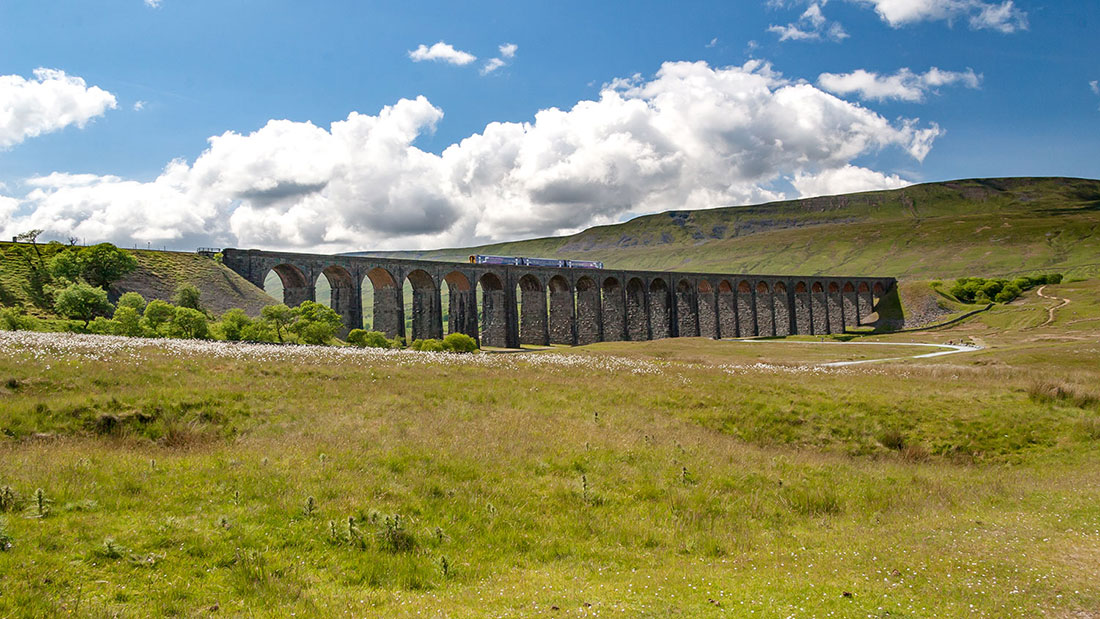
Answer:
[0,486,17,513]
[0,517,12,551]
[582,474,589,504]
[33,488,49,518]
[305,496,316,517]
[440,555,449,577]
[100,537,124,559]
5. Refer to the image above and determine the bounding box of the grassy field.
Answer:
[375,177,1100,281]
[1,279,1099,616]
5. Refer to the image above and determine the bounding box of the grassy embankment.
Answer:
[0,242,275,318]
[1,279,1099,616]
[376,177,1100,281]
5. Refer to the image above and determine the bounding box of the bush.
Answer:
[53,282,113,328]
[112,306,145,337]
[347,329,391,348]
[88,317,120,335]
[215,308,252,341]
[240,321,279,343]
[994,284,1022,303]
[411,338,445,352]
[390,335,406,349]
[0,308,36,331]
[442,332,478,353]
[142,300,176,335]
[115,292,147,313]
[289,301,343,345]
[170,307,209,339]
[174,283,203,312]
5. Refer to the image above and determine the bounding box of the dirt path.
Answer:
[730,339,982,367]
[1036,285,1070,328]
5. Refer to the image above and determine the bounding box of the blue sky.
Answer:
[1,0,1098,251]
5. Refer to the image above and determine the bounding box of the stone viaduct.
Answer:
[222,248,896,348]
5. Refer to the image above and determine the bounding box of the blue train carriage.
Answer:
[468,255,603,269]
[566,259,604,269]
[469,254,522,266]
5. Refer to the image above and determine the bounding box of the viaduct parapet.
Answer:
[221,248,897,348]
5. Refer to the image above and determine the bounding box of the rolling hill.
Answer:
[358,177,1100,280]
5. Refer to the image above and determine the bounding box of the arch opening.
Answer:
[601,277,625,342]
[263,263,310,307]
[548,275,575,345]
[649,278,670,339]
[477,272,507,348]
[675,279,698,338]
[443,271,476,340]
[362,267,400,337]
[316,265,357,336]
[404,269,441,342]
[626,277,647,341]
[517,274,547,346]
[575,276,600,345]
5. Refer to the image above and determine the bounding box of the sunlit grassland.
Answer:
[1,282,1099,616]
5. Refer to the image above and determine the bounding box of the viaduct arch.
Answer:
[224,248,896,347]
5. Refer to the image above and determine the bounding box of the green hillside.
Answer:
[0,243,276,317]
[366,177,1100,280]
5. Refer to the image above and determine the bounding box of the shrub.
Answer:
[994,284,1022,303]
[88,317,120,335]
[142,300,176,334]
[1027,380,1098,409]
[174,283,203,312]
[115,292,147,313]
[215,308,252,341]
[170,307,210,339]
[877,429,906,451]
[390,335,406,349]
[442,332,478,353]
[240,321,279,343]
[289,301,343,345]
[0,308,36,331]
[53,282,113,328]
[347,329,391,348]
[112,306,145,337]
[411,338,445,352]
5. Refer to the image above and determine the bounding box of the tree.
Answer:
[115,292,147,314]
[171,307,209,339]
[240,321,278,343]
[112,306,145,337]
[53,282,113,328]
[174,283,203,311]
[289,301,343,345]
[261,304,295,343]
[215,308,251,341]
[47,250,81,282]
[142,300,176,334]
[76,243,138,289]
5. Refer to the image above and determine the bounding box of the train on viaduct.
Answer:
[221,248,897,348]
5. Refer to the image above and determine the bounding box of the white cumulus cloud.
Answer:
[0,68,117,149]
[818,67,981,101]
[769,2,849,42]
[0,60,939,252]
[792,164,910,197]
[854,0,1027,32]
[499,43,518,59]
[408,42,477,66]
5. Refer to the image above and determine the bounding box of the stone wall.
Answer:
[221,248,895,348]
